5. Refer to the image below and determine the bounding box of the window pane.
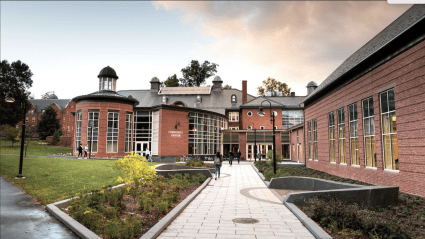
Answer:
[340,138,346,163]
[365,137,371,167]
[363,99,369,118]
[354,104,357,120]
[369,98,374,116]
[371,136,376,167]
[381,92,388,113]
[370,118,375,135]
[388,89,395,112]
[355,138,359,165]
[390,112,397,133]
[364,118,370,136]
[392,134,399,170]
[383,135,392,170]
[382,114,390,134]
[351,139,356,164]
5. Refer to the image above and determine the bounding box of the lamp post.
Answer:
[17,102,26,178]
[248,122,256,162]
[257,100,276,174]
[89,121,94,159]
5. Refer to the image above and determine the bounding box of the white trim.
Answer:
[384,169,400,174]
[247,111,252,117]
[351,165,361,168]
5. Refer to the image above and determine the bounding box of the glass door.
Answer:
[135,142,142,155]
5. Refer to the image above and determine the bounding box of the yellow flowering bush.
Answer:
[112,152,156,185]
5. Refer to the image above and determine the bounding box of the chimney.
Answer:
[150,77,161,93]
[291,92,295,97]
[242,80,247,103]
[212,76,223,92]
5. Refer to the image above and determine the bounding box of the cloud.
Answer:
[153,1,411,95]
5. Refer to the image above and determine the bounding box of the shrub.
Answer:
[266,150,282,163]
[113,152,157,186]
[51,130,62,146]
[158,200,169,213]
[104,219,122,239]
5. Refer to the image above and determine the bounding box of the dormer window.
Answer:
[231,94,237,103]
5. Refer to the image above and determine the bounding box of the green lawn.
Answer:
[0,155,168,205]
[1,139,73,156]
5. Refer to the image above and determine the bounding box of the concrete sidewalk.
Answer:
[0,176,79,239]
[158,163,315,239]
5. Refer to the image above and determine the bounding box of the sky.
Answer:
[1,1,411,99]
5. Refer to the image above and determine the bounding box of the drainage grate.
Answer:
[232,218,259,224]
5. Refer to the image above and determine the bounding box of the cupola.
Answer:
[150,77,161,93]
[98,66,118,92]
[212,76,223,92]
[306,81,318,95]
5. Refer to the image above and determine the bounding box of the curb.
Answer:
[141,177,211,239]
[46,178,211,239]
[250,163,332,239]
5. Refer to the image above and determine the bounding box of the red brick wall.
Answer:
[241,109,282,130]
[304,39,425,196]
[289,128,304,162]
[239,132,247,160]
[74,101,133,158]
[158,109,189,156]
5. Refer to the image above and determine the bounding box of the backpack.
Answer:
[214,157,221,166]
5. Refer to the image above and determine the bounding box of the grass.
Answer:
[1,139,73,156]
[0,155,172,205]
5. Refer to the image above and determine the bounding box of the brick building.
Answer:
[302,5,425,196]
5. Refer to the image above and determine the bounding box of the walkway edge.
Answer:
[250,163,332,239]
[141,177,211,239]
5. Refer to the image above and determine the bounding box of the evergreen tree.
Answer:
[163,74,180,87]
[36,106,60,140]
[180,60,219,87]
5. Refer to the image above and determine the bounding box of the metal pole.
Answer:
[89,121,93,159]
[272,110,276,175]
[17,103,25,178]
[254,129,256,162]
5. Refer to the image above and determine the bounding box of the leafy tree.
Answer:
[23,125,37,156]
[36,106,60,140]
[3,125,19,146]
[222,84,232,89]
[51,130,62,146]
[0,60,33,126]
[180,60,219,87]
[257,77,291,96]
[41,91,53,99]
[163,74,180,87]
[266,150,282,163]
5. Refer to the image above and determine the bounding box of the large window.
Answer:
[308,121,312,160]
[229,112,239,122]
[363,97,376,168]
[329,112,336,163]
[282,111,303,129]
[381,89,398,170]
[313,119,318,160]
[75,111,82,151]
[87,111,99,153]
[99,77,116,91]
[349,104,359,166]
[189,112,226,155]
[125,113,132,152]
[107,112,119,153]
[133,111,152,149]
[337,108,346,164]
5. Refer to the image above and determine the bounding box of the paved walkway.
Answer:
[0,176,79,239]
[158,163,314,239]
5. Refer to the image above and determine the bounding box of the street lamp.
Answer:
[7,99,26,178]
[89,121,94,159]
[257,100,276,174]
[248,122,256,162]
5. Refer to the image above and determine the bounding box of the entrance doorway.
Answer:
[135,142,149,156]
[281,144,290,159]
[247,144,273,161]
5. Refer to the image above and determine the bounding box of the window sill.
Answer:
[314,160,318,162]
[365,167,377,170]
[309,159,312,161]
[384,169,400,174]
[330,162,336,164]
[351,165,360,168]
[340,163,347,166]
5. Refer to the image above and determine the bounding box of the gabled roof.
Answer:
[302,5,425,104]
[240,96,305,109]
[28,99,71,113]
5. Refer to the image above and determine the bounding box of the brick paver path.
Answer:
[158,163,315,239]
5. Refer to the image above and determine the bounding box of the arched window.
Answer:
[231,94,237,103]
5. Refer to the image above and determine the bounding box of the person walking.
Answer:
[258,152,262,161]
[228,151,234,166]
[214,152,222,180]
[236,149,241,164]
[77,144,83,158]
[145,148,151,162]
[84,145,88,158]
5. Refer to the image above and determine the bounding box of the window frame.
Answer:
[87,111,99,153]
[231,94,237,103]
[337,108,346,164]
[32,117,35,122]
[260,126,265,130]
[308,121,312,160]
[362,97,377,168]
[106,112,119,153]
[247,111,252,117]
[349,103,359,166]
[313,118,318,161]
[329,112,336,163]
[380,89,398,171]
[228,112,239,122]
[282,110,303,129]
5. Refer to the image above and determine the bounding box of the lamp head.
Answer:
[257,107,265,116]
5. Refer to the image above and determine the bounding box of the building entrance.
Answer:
[135,142,149,156]
[247,144,273,161]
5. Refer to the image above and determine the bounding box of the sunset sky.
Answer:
[1,1,411,99]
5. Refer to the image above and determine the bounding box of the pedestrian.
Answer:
[229,151,234,166]
[145,148,151,162]
[258,152,262,161]
[78,144,83,158]
[236,149,241,164]
[214,152,222,180]
[84,145,88,158]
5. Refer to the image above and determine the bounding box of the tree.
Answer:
[222,84,232,89]
[19,125,37,156]
[257,77,291,96]
[3,125,19,146]
[162,74,180,87]
[36,106,60,140]
[51,130,62,146]
[0,60,33,126]
[41,91,53,99]
[180,60,219,87]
